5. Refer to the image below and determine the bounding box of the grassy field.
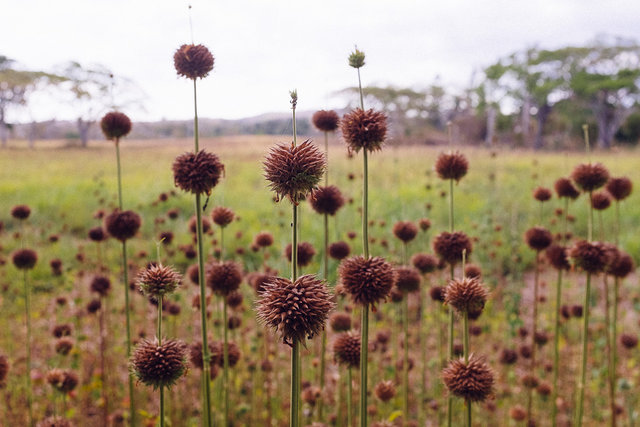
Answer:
[0,136,639,426]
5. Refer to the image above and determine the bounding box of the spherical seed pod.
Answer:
[205,261,242,297]
[158,231,174,245]
[374,380,396,402]
[173,150,224,196]
[444,277,489,315]
[521,374,539,389]
[173,44,214,79]
[569,240,609,274]
[253,231,274,248]
[188,215,211,234]
[591,191,611,210]
[226,290,243,309]
[499,348,518,365]
[620,333,638,349]
[263,140,326,204]
[395,266,421,293]
[104,210,141,242]
[329,312,352,332]
[52,324,72,338]
[608,250,634,278]
[88,226,107,242]
[411,253,438,274]
[509,405,527,422]
[36,416,74,427]
[435,151,469,182]
[87,299,101,314]
[418,218,431,232]
[341,109,388,153]
[537,381,552,397]
[333,331,361,368]
[10,204,31,220]
[257,274,334,346]
[12,248,37,270]
[46,369,78,394]
[606,177,632,201]
[312,110,340,132]
[328,241,351,260]
[0,354,9,385]
[393,221,418,243]
[571,304,583,318]
[442,354,494,402]
[210,341,241,367]
[100,111,132,141]
[429,286,445,303]
[285,242,316,267]
[302,386,321,407]
[464,263,482,279]
[310,186,345,216]
[433,231,472,265]
[525,226,553,251]
[137,264,182,298]
[533,186,552,202]
[131,338,187,389]
[50,259,63,276]
[554,177,580,199]
[55,337,74,356]
[90,275,111,297]
[338,256,396,307]
[545,244,570,271]
[571,162,610,192]
[211,206,235,227]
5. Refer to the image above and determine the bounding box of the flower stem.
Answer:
[324,131,329,186]
[403,291,409,425]
[551,268,563,427]
[463,311,471,427]
[360,305,369,427]
[115,140,123,210]
[575,273,592,426]
[348,367,353,427]
[291,339,300,427]
[527,251,540,425]
[122,240,135,427]
[24,270,33,427]
[318,212,329,420]
[357,68,364,110]
[446,263,454,427]
[158,297,164,427]
[223,296,230,427]
[193,80,200,152]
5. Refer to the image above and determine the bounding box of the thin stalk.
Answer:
[403,292,409,425]
[291,340,300,427]
[449,179,454,232]
[357,68,364,110]
[604,275,616,427]
[220,226,225,261]
[122,240,135,427]
[158,297,164,427]
[551,268,563,427]
[347,367,353,427]
[611,201,621,425]
[527,251,541,426]
[363,151,369,258]
[463,311,471,427]
[420,283,428,425]
[575,273,592,426]
[446,263,454,427]
[115,141,123,210]
[223,298,230,427]
[193,80,200,152]
[360,305,369,427]
[100,296,108,427]
[24,271,33,427]
[324,132,329,186]
[318,214,329,420]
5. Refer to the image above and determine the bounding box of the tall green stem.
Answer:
[291,340,300,427]
[463,311,471,427]
[527,251,540,425]
[575,273,592,426]
[360,305,369,427]
[122,240,135,426]
[24,271,33,427]
[115,141,123,210]
[324,132,329,186]
[348,367,353,427]
[193,80,200,152]
[446,263,455,427]
[158,297,164,427]
[223,297,230,427]
[403,291,409,425]
[551,268,563,427]
[318,213,329,420]
[357,68,364,110]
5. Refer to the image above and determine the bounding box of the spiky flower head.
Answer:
[341,109,387,153]
[312,110,340,132]
[442,354,494,402]
[46,369,78,394]
[90,275,111,297]
[328,241,351,260]
[55,337,74,356]
[10,204,31,220]
[36,416,73,427]
[87,226,107,242]
[131,338,187,390]
[329,312,352,332]
[210,340,241,367]
[569,240,608,274]
[554,177,580,199]
[263,140,326,204]
[348,48,365,68]
[608,250,634,279]
[253,231,274,248]
[545,244,570,271]
[211,206,234,227]
[620,333,638,349]
[433,231,472,265]
[333,331,360,368]
[173,150,224,196]
[411,253,438,274]
[104,210,141,242]
[444,277,489,315]
[524,226,553,251]
[257,274,334,346]
[206,261,243,296]
[435,151,469,182]
[392,221,418,243]
[606,177,632,201]
[310,185,345,216]
[285,242,316,267]
[137,264,182,298]
[571,162,610,192]
[100,111,132,141]
[338,256,396,307]
[174,44,214,79]
[12,248,37,270]
[374,380,396,402]
[395,266,421,293]
[591,191,611,210]
[533,186,552,202]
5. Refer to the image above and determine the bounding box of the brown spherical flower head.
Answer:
[226,290,243,309]
[533,186,552,202]
[206,261,242,296]
[341,108,387,153]
[90,275,111,297]
[395,266,421,293]
[329,241,351,260]
[338,256,396,307]
[444,277,489,315]
[569,240,609,274]
[285,242,316,267]
[36,416,73,427]
[524,226,553,251]
[554,177,580,199]
[620,333,638,349]
[591,191,611,210]
[131,338,187,389]
[104,210,141,242]
[545,244,570,271]
[442,354,494,402]
[312,110,340,132]
[606,177,632,201]
[392,221,418,243]
[210,340,241,367]
[0,354,9,384]
[55,337,74,356]
[430,286,445,303]
[52,323,72,338]
[263,140,326,204]
[329,312,352,332]
[571,162,610,192]
[173,150,224,196]
[333,331,361,368]
[100,111,132,141]
[435,151,469,182]
[138,264,182,298]
[11,204,31,220]
[310,185,345,216]
[464,263,482,279]
[498,348,518,365]
[12,248,37,270]
[254,231,274,248]
[608,250,634,279]
[257,274,334,346]
[211,206,234,227]
[174,44,214,79]
[87,226,107,242]
[433,231,472,265]
[374,380,396,402]
[411,253,438,274]
[46,369,78,394]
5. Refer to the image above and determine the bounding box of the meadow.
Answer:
[0,136,639,426]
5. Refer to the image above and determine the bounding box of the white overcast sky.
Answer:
[3,0,640,122]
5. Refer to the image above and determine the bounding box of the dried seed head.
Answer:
[263,140,326,203]
[257,274,334,346]
[12,248,37,270]
[374,380,396,402]
[87,299,101,314]
[55,337,74,356]
[328,241,351,260]
[395,266,421,293]
[571,162,610,192]
[429,286,445,303]
[411,253,438,274]
[173,150,224,196]
[206,261,242,296]
[620,333,638,349]
[253,231,274,248]
[444,277,489,315]
[333,331,361,368]
[329,312,352,332]
[312,110,340,132]
[442,354,494,402]
[533,186,552,202]
[226,290,243,309]
[302,386,322,406]
[338,256,396,306]
[173,44,214,79]
[138,264,182,297]
[52,324,72,338]
[554,177,580,199]
[210,340,241,367]
[509,405,527,422]
[100,111,132,141]
[90,275,111,297]
[348,48,366,68]
[104,210,141,242]
[0,354,9,385]
[310,185,345,216]
[524,226,553,251]
[591,191,611,210]
[606,177,632,201]
[545,244,570,271]
[249,272,275,295]
[341,108,387,153]
[11,204,31,220]
[36,416,73,427]
[211,206,235,227]
[131,338,187,389]
[569,240,609,274]
[435,151,469,182]
[393,221,418,243]
[571,304,583,318]
[46,369,78,394]
[521,374,539,389]
[285,242,316,267]
[608,250,634,279]
[88,226,107,242]
[498,349,518,365]
[433,231,472,265]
